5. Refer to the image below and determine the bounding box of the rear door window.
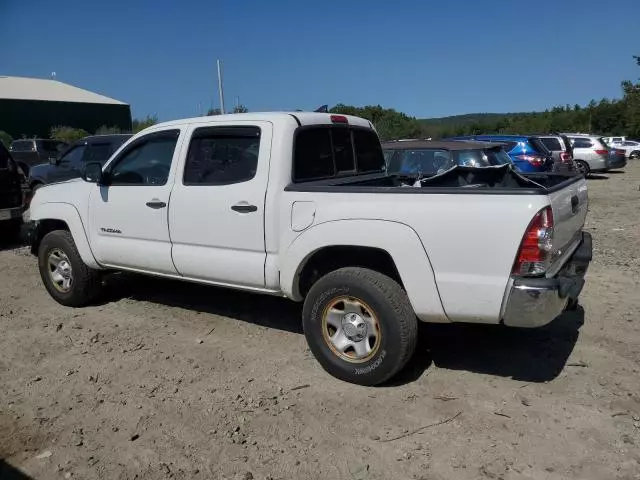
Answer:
[183,126,261,185]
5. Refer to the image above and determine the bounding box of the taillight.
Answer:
[514,154,544,167]
[512,207,554,276]
[615,149,625,156]
[560,152,572,163]
[594,149,608,155]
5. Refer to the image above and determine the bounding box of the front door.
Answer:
[87,129,183,274]
[168,122,271,288]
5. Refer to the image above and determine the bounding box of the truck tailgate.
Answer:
[548,176,588,265]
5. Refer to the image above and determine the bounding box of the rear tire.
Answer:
[574,160,590,176]
[38,230,102,307]
[302,267,418,386]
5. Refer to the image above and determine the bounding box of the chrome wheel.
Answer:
[321,296,381,363]
[48,248,73,293]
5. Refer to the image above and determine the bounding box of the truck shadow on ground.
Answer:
[390,307,585,385]
[102,273,584,386]
[0,460,33,480]
[101,273,304,334]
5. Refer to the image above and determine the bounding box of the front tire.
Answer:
[38,230,102,307]
[302,267,417,386]
[629,150,640,160]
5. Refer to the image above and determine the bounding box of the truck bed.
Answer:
[285,164,581,195]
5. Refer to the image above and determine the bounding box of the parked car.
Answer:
[565,135,626,174]
[28,134,132,192]
[609,140,640,159]
[0,142,25,239]
[9,139,68,176]
[602,136,626,146]
[446,135,554,173]
[25,112,592,386]
[383,140,513,176]
[533,134,576,171]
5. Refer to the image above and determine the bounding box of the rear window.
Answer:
[529,137,552,156]
[571,137,593,149]
[497,141,518,152]
[293,127,384,182]
[538,137,562,151]
[11,140,32,152]
[38,140,67,153]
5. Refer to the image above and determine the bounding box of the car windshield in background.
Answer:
[388,147,512,175]
[38,140,67,153]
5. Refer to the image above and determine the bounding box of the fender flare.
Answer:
[30,202,101,269]
[281,219,449,323]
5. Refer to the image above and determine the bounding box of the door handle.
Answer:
[146,201,167,209]
[231,204,258,213]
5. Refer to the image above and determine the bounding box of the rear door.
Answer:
[168,121,272,288]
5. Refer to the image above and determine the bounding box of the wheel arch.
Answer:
[281,219,449,323]
[30,203,101,269]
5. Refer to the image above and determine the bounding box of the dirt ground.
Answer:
[1,164,639,480]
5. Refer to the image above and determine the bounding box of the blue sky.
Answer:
[1,0,639,121]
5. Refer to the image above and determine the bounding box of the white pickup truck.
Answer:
[25,112,592,385]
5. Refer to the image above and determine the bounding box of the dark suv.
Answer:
[29,134,132,191]
[9,139,69,176]
[0,143,25,239]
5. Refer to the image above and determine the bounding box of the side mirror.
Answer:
[83,162,104,184]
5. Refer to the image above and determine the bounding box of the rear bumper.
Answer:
[502,231,592,328]
[0,206,23,223]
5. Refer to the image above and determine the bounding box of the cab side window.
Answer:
[108,130,179,186]
[183,126,261,185]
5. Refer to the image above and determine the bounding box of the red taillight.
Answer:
[330,114,348,124]
[594,149,608,155]
[512,207,555,276]
[514,154,544,167]
[560,152,572,163]
[615,149,625,156]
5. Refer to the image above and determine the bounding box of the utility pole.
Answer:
[217,59,226,114]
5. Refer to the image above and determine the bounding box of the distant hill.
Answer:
[418,113,528,126]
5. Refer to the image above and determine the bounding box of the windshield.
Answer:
[388,147,512,175]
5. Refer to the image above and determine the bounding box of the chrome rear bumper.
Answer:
[502,231,592,328]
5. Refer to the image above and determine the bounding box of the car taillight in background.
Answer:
[560,152,573,163]
[512,207,555,276]
[514,154,545,167]
[614,149,625,156]
[594,149,609,156]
